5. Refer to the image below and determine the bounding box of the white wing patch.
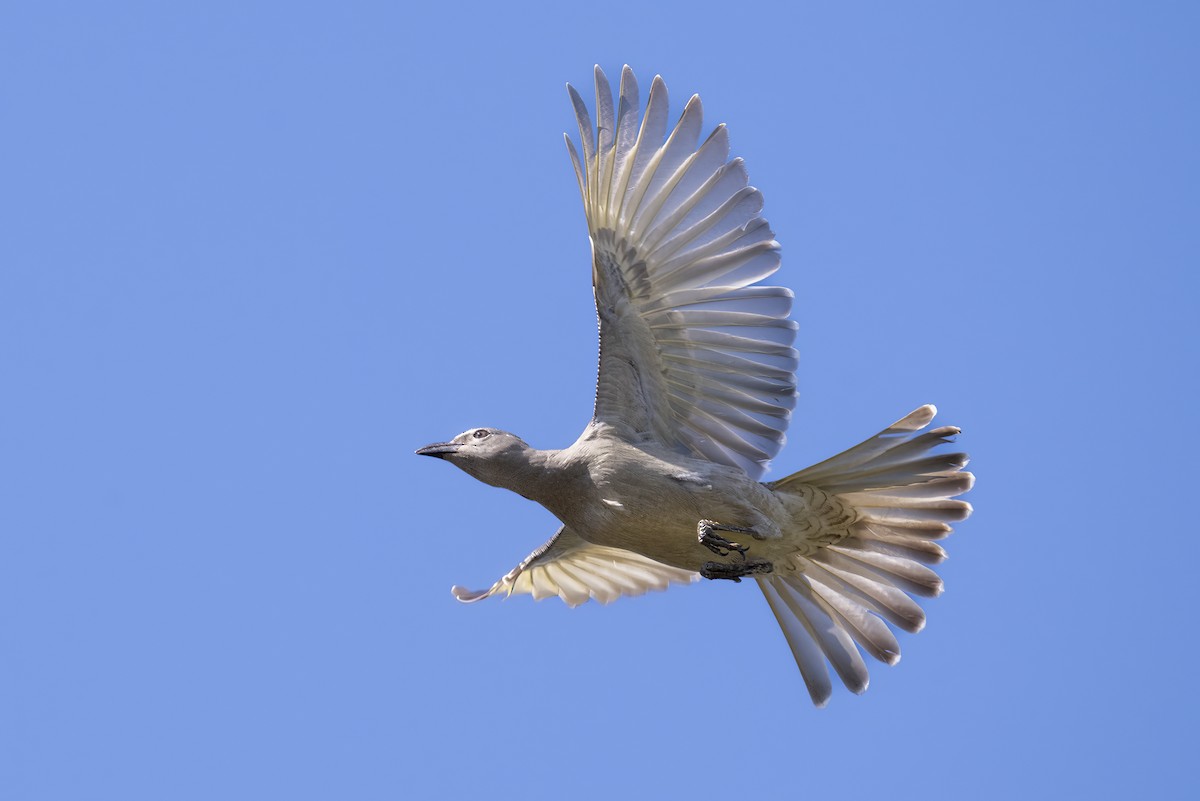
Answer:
[567,65,797,480]
[451,526,697,608]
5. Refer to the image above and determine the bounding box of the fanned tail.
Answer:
[760,405,974,706]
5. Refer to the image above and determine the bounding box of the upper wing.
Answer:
[451,526,697,608]
[566,66,797,480]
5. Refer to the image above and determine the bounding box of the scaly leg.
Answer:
[700,559,774,583]
[697,519,756,559]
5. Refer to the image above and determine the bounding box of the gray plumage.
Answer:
[417,66,973,706]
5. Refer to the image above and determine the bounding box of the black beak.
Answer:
[416,442,461,458]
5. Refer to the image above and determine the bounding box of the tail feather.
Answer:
[785,405,937,485]
[850,501,971,527]
[860,519,952,542]
[798,557,927,633]
[775,577,870,695]
[759,579,834,706]
[839,472,974,501]
[838,533,947,566]
[758,405,973,705]
[801,454,969,495]
[862,426,963,467]
[819,546,944,598]
[806,574,902,666]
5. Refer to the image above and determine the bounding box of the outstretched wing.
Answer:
[451,526,697,608]
[566,66,797,480]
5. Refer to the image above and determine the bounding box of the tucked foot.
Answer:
[700,559,774,583]
[697,519,757,559]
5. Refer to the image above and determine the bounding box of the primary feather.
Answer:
[569,65,795,481]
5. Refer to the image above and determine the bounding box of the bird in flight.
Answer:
[417,66,973,706]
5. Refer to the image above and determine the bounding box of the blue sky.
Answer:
[3,2,1197,799]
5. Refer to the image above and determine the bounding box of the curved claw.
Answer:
[697,519,754,560]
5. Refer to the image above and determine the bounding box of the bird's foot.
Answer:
[697,519,756,559]
[700,559,774,583]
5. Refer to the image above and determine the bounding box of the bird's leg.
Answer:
[700,559,774,583]
[697,519,774,581]
[697,519,756,559]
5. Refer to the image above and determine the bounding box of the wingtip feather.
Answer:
[451,585,493,603]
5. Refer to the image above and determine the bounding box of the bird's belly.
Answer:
[565,473,785,572]
[590,517,710,572]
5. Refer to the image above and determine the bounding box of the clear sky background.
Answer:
[3,2,1197,799]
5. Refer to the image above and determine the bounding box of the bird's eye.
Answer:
[472,429,490,439]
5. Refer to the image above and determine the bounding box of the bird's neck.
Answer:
[487,447,570,505]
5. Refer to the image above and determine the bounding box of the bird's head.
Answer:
[416,427,534,489]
